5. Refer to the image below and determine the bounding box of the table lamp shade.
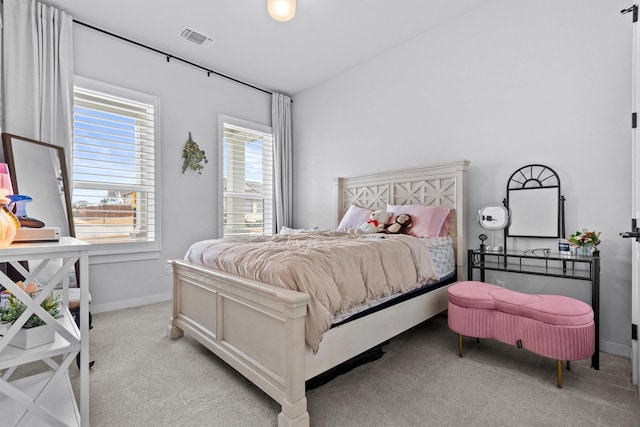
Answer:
[0,163,19,247]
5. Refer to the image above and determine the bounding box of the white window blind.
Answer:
[73,84,157,244]
[222,119,273,237]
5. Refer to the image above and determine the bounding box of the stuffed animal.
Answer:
[348,209,391,234]
[385,213,413,234]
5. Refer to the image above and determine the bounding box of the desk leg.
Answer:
[592,258,600,370]
[467,250,485,282]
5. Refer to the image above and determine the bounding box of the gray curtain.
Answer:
[272,92,293,232]
[1,0,74,157]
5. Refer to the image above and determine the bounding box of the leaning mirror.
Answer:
[505,164,564,238]
[1,133,75,238]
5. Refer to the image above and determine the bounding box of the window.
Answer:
[73,77,158,248]
[220,115,273,237]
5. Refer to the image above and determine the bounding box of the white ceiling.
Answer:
[44,0,488,95]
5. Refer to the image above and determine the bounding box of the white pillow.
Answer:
[336,205,372,232]
[279,226,302,234]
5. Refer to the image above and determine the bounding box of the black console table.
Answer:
[467,249,601,370]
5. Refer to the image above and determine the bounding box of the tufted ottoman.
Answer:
[447,281,595,387]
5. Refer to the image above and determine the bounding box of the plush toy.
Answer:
[348,209,391,234]
[385,213,413,234]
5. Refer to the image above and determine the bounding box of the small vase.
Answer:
[578,246,593,256]
[9,324,55,349]
[0,204,19,247]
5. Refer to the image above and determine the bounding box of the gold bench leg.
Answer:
[458,334,463,357]
[557,360,563,388]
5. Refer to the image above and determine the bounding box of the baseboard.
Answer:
[91,292,172,313]
[89,298,635,360]
[600,339,631,358]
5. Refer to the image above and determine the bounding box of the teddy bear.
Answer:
[348,209,391,234]
[385,213,413,234]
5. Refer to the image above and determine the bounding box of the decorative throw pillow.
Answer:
[336,205,373,232]
[386,204,451,238]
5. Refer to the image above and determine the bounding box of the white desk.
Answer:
[0,237,89,426]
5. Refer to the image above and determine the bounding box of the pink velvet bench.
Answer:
[447,281,595,388]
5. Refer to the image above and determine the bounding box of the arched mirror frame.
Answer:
[504,164,565,246]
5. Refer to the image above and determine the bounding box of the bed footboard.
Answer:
[168,259,311,427]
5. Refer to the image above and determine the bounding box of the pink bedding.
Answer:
[185,231,438,352]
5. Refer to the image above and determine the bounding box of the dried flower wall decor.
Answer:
[182,132,208,174]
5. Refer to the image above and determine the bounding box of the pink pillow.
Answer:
[439,211,452,237]
[387,204,451,238]
[337,205,373,232]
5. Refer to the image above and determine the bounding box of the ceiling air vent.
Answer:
[178,27,215,48]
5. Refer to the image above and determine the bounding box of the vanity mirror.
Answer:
[505,164,565,239]
[1,133,75,238]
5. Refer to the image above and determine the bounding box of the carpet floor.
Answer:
[59,302,639,426]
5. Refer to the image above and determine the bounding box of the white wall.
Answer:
[71,25,271,312]
[292,0,633,356]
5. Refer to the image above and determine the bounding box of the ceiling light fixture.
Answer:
[267,0,296,22]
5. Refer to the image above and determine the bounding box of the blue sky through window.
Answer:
[73,106,138,204]
[223,138,265,183]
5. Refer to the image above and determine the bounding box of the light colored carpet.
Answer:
[62,302,640,426]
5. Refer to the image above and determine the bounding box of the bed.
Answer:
[168,159,469,427]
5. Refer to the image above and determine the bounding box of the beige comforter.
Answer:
[185,231,439,352]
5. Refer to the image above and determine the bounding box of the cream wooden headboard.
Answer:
[334,159,469,280]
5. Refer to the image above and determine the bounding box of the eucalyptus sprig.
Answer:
[182,132,208,174]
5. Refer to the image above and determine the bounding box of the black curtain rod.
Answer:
[74,19,273,96]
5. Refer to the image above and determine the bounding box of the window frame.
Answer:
[73,76,161,260]
[218,114,274,238]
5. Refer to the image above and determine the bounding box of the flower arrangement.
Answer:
[0,281,60,329]
[182,131,208,174]
[568,229,601,248]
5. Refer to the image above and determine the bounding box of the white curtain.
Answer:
[1,0,75,285]
[1,0,74,154]
[272,92,293,232]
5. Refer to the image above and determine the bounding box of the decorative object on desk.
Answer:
[478,205,510,252]
[0,281,61,349]
[479,233,488,252]
[558,238,571,257]
[568,229,601,256]
[0,162,14,195]
[182,131,208,174]
[6,194,45,228]
[0,164,20,247]
[0,203,20,248]
[523,248,552,257]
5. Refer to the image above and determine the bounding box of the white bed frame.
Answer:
[168,159,469,427]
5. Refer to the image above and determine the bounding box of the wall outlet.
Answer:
[164,264,173,276]
[496,280,505,288]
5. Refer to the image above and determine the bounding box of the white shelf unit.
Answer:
[0,237,89,427]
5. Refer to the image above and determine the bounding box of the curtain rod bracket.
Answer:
[621,5,638,22]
